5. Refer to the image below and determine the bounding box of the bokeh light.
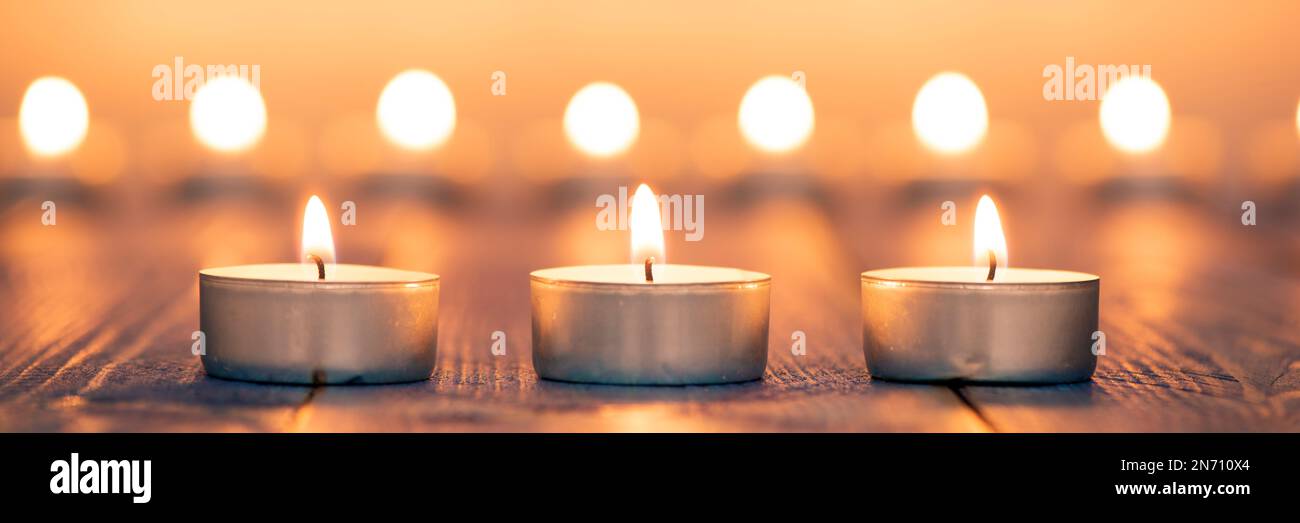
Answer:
[19,76,89,157]
[189,76,267,153]
[1099,76,1170,154]
[564,82,639,158]
[912,72,988,155]
[376,69,457,151]
[738,75,815,154]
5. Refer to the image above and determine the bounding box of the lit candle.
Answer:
[861,195,1099,383]
[530,184,770,385]
[199,195,439,384]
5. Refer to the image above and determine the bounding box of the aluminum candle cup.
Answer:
[530,264,770,385]
[199,263,439,385]
[861,267,1099,383]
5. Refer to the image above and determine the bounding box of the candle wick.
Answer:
[308,254,326,280]
[644,257,655,283]
[986,250,997,281]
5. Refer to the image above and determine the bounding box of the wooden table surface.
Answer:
[1,179,1297,432]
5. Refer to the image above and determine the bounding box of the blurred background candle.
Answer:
[564,82,639,161]
[535,81,643,200]
[361,68,468,202]
[1092,76,1183,198]
[912,72,988,158]
[19,77,89,159]
[0,2,1295,199]
[1,76,125,199]
[904,71,991,194]
[730,74,820,201]
[182,74,273,197]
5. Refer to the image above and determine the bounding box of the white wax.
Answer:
[201,263,437,285]
[531,264,769,286]
[864,266,1097,287]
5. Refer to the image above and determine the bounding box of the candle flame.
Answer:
[629,183,665,265]
[973,195,1008,275]
[301,195,336,267]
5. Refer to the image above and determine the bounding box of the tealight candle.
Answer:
[861,195,1099,383]
[531,184,771,385]
[199,195,439,384]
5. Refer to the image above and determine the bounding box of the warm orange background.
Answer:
[1,0,1298,186]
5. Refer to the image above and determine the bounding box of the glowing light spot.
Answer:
[190,76,267,153]
[738,75,815,153]
[1099,76,1170,154]
[973,194,1008,273]
[912,72,988,155]
[301,195,336,265]
[19,77,89,157]
[376,69,457,151]
[629,183,665,264]
[564,82,639,158]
